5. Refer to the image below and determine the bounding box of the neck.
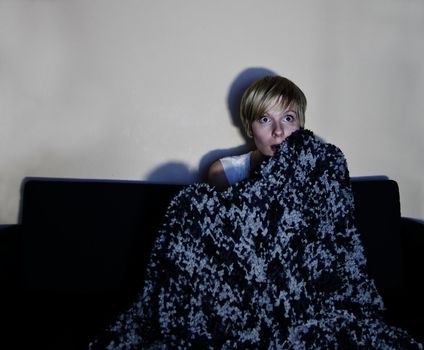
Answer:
[250,149,266,174]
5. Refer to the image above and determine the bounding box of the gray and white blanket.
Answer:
[90,129,422,349]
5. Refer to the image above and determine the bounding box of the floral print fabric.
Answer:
[90,129,422,349]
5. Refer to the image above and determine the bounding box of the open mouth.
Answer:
[270,144,280,153]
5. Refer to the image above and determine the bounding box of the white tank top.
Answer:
[219,152,251,185]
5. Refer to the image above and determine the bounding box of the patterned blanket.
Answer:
[90,129,422,349]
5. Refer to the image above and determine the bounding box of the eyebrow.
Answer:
[264,109,298,116]
[285,109,297,115]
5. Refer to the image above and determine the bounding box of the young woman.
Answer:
[207,75,307,191]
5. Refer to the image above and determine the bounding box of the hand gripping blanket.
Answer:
[90,129,422,349]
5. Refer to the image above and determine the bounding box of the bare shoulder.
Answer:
[207,159,229,191]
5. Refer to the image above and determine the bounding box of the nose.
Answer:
[272,122,285,138]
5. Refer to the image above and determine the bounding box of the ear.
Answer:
[246,125,253,138]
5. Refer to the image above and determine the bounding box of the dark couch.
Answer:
[1,177,423,349]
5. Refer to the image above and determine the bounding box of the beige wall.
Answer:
[1,0,423,224]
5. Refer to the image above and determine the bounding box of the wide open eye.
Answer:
[259,116,271,124]
[283,114,296,123]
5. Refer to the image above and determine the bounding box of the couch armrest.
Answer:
[399,217,424,342]
[401,218,424,296]
[0,224,21,292]
[0,224,22,345]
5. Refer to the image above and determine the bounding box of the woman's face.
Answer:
[251,101,300,157]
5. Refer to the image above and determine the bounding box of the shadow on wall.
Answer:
[145,161,197,184]
[226,67,277,140]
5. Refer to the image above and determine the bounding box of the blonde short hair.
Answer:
[240,76,307,137]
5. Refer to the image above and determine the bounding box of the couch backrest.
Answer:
[18,177,403,300]
[19,178,184,295]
